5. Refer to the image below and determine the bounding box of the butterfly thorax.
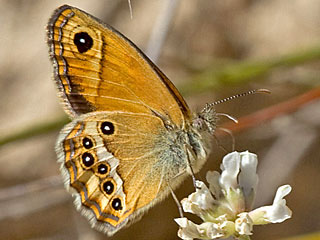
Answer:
[154,116,214,182]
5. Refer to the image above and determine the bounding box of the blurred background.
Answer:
[0,0,319,239]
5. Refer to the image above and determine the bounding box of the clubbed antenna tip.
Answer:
[255,88,271,94]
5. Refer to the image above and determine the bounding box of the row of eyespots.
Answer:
[81,150,110,174]
[81,120,114,174]
[81,120,114,164]
[80,148,122,210]
[79,121,122,210]
[82,153,110,175]
[81,151,110,173]
[82,121,114,150]
[101,180,122,210]
[81,138,111,176]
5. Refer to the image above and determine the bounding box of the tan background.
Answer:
[0,0,319,239]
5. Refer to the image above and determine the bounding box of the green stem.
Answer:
[181,46,320,95]
[0,116,69,146]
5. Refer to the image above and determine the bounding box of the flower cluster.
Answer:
[175,151,292,240]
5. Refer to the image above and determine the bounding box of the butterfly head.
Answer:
[192,104,218,135]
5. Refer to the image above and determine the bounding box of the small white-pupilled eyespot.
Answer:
[175,151,292,240]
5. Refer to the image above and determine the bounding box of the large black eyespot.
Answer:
[82,152,94,167]
[82,137,93,149]
[112,198,123,211]
[98,164,109,175]
[101,122,114,135]
[103,180,114,195]
[74,32,93,53]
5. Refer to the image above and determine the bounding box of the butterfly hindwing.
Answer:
[56,111,188,234]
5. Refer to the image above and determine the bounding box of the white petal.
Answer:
[201,222,224,239]
[273,185,292,204]
[249,185,292,224]
[175,218,190,228]
[181,181,215,214]
[220,152,241,190]
[175,218,225,240]
[175,218,199,240]
[268,185,292,223]
[238,151,259,209]
[181,198,200,215]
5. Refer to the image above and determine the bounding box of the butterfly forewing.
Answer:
[47,5,191,127]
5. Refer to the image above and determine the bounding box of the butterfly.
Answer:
[47,5,216,235]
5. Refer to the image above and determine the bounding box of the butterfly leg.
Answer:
[214,127,236,152]
[218,127,235,151]
[184,144,199,190]
[168,182,184,218]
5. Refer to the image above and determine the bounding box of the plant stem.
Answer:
[0,116,69,146]
[181,46,320,95]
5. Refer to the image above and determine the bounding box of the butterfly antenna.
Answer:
[128,0,133,19]
[195,89,270,134]
[208,89,270,107]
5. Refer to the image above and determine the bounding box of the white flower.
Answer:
[175,151,292,240]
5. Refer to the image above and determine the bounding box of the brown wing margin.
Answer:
[47,5,97,118]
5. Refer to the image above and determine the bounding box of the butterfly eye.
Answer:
[81,152,95,167]
[97,163,109,175]
[74,32,93,53]
[102,180,115,195]
[100,121,115,135]
[112,198,123,211]
[82,137,94,149]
